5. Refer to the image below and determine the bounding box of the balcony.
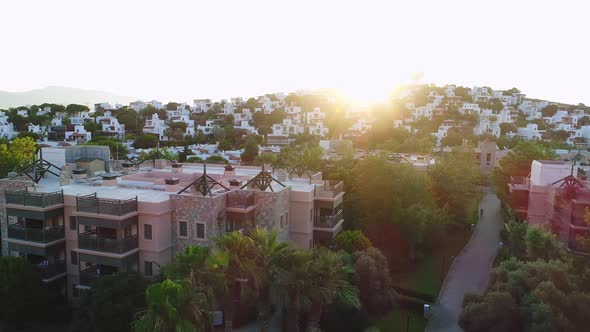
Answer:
[79,265,118,286]
[78,232,138,254]
[509,176,529,191]
[315,180,344,199]
[76,193,138,216]
[33,260,66,280]
[227,192,255,211]
[7,224,65,243]
[5,189,63,208]
[314,209,344,229]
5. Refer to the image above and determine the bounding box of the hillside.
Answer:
[0,86,135,109]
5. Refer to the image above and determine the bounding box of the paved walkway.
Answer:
[427,192,503,332]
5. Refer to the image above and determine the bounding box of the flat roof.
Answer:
[25,163,319,202]
[537,160,568,165]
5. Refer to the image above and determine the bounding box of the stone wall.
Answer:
[170,193,226,253]
[169,187,293,254]
[0,179,33,255]
[253,188,291,242]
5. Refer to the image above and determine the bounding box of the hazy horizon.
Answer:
[1,0,589,105]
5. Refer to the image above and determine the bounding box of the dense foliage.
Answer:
[70,273,149,332]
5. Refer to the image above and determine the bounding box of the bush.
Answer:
[206,155,229,164]
[132,134,158,149]
[336,230,372,253]
[186,156,203,163]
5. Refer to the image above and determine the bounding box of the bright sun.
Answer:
[338,83,394,105]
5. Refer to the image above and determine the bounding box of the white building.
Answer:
[96,111,126,138]
[508,123,544,140]
[65,125,92,143]
[193,99,212,113]
[143,114,167,140]
[197,120,217,135]
[272,119,305,137]
[0,111,16,139]
[434,120,465,146]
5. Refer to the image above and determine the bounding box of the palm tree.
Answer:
[275,250,313,332]
[216,231,260,332]
[249,227,292,332]
[161,245,228,328]
[306,248,360,330]
[132,279,209,332]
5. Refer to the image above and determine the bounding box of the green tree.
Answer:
[429,148,481,223]
[525,226,562,261]
[335,230,372,253]
[84,121,101,135]
[132,279,209,332]
[206,155,229,164]
[118,108,142,131]
[216,231,260,332]
[133,134,158,149]
[541,104,559,117]
[165,102,180,110]
[459,291,521,332]
[306,248,360,330]
[249,227,291,332]
[352,247,397,314]
[0,136,37,177]
[70,273,149,332]
[65,104,90,115]
[240,136,259,163]
[0,257,57,330]
[499,122,517,136]
[275,250,313,332]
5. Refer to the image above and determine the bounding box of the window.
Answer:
[71,251,78,265]
[144,224,152,240]
[286,212,289,226]
[486,153,492,162]
[280,214,284,228]
[144,261,153,277]
[310,209,313,223]
[196,223,205,239]
[69,216,77,231]
[179,221,188,238]
[84,224,91,232]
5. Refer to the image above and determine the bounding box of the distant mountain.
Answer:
[0,86,136,109]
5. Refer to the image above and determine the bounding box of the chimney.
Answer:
[164,177,180,192]
[155,159,167,169]
[122,161,135,174]
[101,174,118,187]
[171,162,183,173]
[228,179,242,187]
[224,164,235,177]
[73,168,88,181]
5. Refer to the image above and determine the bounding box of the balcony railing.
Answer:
[314,209,343,229]
[76,193,138,216]
[509,176,530,190]
[5,189,63,208]
[33,260,66,279]
[227,192,255,209]
[78,233,138,254]
[7,224,65,243]
[568,238,590,254]
[315,180,344,199]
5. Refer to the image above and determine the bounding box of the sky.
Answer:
[0,0,588,105]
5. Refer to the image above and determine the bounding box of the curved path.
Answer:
[427,192,502,332]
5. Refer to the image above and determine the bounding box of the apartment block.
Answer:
[507,160,590,255]
[1,158,345,302]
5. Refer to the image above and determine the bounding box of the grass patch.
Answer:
[372,309,426,332]
[392,226,471,298]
